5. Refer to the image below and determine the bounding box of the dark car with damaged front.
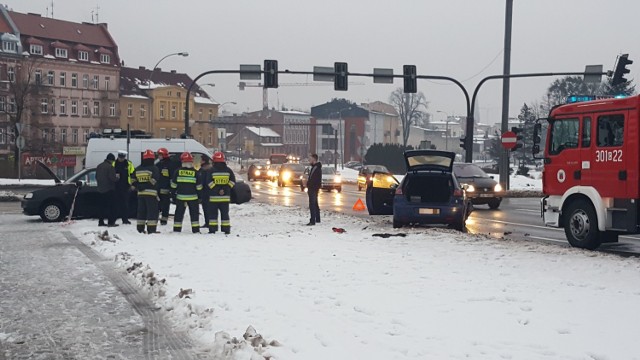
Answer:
[365,150,471,231]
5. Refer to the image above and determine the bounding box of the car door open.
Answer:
[366,171,399,215]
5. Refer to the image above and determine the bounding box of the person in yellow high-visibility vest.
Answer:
[205,151,236,234]
[113,150,135,224]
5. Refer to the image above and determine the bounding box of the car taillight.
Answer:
[395,186,403,195]
[454,189,463,197]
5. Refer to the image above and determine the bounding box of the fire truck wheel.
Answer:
[564,199,601,250]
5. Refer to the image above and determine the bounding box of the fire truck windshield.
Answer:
[549,118,580,155]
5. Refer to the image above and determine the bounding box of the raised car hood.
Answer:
[36,160,62,184]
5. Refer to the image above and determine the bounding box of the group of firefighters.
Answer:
[98,148,236,235]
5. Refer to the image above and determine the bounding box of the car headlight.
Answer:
[494,184,503,192]
[334,176,342,183]
[24,192,33,199]
[255,170,261,176]
[466,185,475,192]
[283,172,292,181]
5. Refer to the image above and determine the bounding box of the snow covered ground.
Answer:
[71,201,640,359]
[0,178,56,186]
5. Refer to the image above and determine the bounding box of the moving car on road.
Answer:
[300,166,343,192]
[247,162,272,182]
[452,163,503,209]
[277,163,306,187]
[357,165,389,191]
[366,150,471,230]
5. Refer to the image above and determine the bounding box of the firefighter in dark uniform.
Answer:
[171,152,202,233]
[130,149,160,234]
[206,151,236,234]
[113,150,135,224]
[198,156,212,228]
[156,147,176,225]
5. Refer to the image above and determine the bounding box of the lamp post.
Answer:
[146,52,189,135]
[329,107,351,169]
[437,110,451,151]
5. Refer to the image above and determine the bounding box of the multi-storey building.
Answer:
[0,9,120,177]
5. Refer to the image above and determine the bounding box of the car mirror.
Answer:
[490,176,494,179]
[76,180,85,188]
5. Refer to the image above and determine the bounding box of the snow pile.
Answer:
[72,202,640,359]
[510,174,542,190]
[0,178,56,186]
[0,190,19,202]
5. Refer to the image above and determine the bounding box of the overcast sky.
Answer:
[9,0,640,123]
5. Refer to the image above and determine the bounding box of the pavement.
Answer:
[0,203,204,359]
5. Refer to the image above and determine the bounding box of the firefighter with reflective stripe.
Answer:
[205,151,236,234]
[171,152,203,233]
[131,149,160,234]
[156,147,176,225]
[113,150,135,224]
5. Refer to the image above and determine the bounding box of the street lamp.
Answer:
[146,51,189,135]
[437,110,451,151]
[329,107,351,169]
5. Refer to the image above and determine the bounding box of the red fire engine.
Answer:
[533,94,639,249]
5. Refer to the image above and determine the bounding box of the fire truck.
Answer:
[533,94,640,249]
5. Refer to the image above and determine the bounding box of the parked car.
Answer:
[366,150,471,230]
[357,165,389,191]
[247,162,272,181]
[22,161,252,222]
[452,163,503,209]
[300,166,343,192]
[345,161,362,169]
[277,163,306,187]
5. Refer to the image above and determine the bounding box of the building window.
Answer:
[104,76,110,90]
[209,110,213,121]
[160,104,165,119]
[8,97,15,113]
[55,48,68,58]
[78,51,89,61]
[8,67,14,82]
[82,74,89,88]
[35,70,42,85]
[127,104,133,117]
[0,96,5,111]
[3,41,16,52]
[109,103,116,117]
[198,109,203,121]
[30,44,43,55]
[71,100,78,115]
[60,100,66,115]
[42,129,48,141]
[139,104,146,118]
[83,102,89,116]
[60,128,67,144]
[59,72,66,87]
[47,71,54,85]
[93,101,100,116]
[71,73,78,87]
[159,128,166,138]
[172,129,177,138]
[92,75,99,89]
[0,128,4,144]
[171,105,177,119]
[208,132,213,145]
[72,128,78,144]
[83,130,88,143]
[100,54,110,64]
[41,98,48,114]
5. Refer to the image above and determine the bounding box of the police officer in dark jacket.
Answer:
[306,154,322,226]
[113,150,134,224]
[156,147,175,225]
[96,153,118,227]
[205,151,236,234]
[171,152,202,233]
[131,150,160,234]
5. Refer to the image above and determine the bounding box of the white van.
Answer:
[85,138,213,169]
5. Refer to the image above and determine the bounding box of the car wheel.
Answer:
[488,199,501,209]
[452,217,466,232]
[392,219,403,229]
[564,199,601,250]
[40,200,66,222]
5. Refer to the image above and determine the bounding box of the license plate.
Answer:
[419,208,439,215]
[479,194,493,198]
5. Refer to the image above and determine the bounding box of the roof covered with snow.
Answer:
[245,126,280,138]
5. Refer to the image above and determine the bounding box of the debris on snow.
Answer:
[178,288,193,299]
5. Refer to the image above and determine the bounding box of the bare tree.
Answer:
[0,57,49,173]
[389,88,428,147]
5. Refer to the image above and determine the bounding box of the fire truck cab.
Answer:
[534,94,640,250]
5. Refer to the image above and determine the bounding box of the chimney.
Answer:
[138,66,146,70]
[170,70,176,74]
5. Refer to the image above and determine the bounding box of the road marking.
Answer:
[515,208,539,213]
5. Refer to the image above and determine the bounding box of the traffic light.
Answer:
[512,126,524,150]
[264,60,278,88]
[459,136,467,150]
[403,65,417,93]
[612,54,633,86]
[334,62,348,91]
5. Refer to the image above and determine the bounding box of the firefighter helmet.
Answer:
[213,151,225,163]
[157,147,169,159]
[142,149,155,160]
[180,152,194,163]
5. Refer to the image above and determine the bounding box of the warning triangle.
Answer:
[353,198,366,211]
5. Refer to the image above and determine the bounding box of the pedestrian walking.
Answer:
[131,150,160,234]
[306,153,322,226]
[171,152,202,233]
[205,151,236,234]
[198,156,212,228]
[113,150,135,224]
[96,153,118,227]
[156,147,176,225]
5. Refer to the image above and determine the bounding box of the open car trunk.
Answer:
[403,174,452,203]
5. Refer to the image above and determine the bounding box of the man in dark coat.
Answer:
[96,153,118,227]
[113,150,134,224]
[306,153,322,226]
